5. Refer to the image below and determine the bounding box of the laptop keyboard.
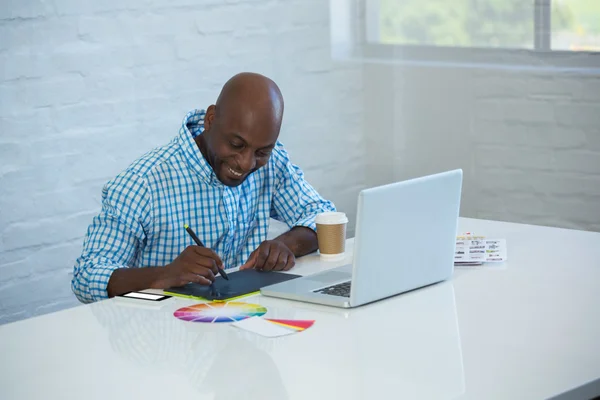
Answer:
[314,281,351,297]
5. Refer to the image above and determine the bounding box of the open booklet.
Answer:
[454,233,507,266]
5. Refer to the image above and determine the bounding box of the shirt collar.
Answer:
[178,109,222,186]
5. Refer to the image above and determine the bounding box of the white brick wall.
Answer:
[382,65,600,233]
[0,0,366,324]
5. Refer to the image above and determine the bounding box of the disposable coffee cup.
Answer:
[315,212,348,261]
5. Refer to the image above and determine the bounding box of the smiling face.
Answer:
[195,72,284,187]
[197,104,280,187]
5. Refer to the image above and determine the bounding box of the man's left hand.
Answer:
[240,240,296,272]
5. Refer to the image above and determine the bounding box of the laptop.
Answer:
[260,169,463,308]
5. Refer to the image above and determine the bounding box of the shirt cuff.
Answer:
[293,215,319,231]
[293,204,338,231]
[87,263,123,302]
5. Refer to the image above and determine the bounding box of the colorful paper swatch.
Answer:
[233,317,315,337]
[265,319,315,331]
[173,302,267,323]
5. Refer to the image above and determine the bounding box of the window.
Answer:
[373,0,600,52]
[551,0,600,51]
[330,0,600,71]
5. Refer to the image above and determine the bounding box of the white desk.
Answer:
[1,218,600,399]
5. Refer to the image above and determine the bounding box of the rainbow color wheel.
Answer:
[173,302,267,323]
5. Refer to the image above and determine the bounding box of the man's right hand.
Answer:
[152,246,223,288]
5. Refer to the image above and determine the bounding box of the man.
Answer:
[72,72,335,303]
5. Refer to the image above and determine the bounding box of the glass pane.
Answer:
[552,0,600,51]
[379,0,534,49]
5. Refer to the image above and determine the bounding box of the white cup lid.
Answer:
[315,211,348,225]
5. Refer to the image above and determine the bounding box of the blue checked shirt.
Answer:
[72,109,336,303]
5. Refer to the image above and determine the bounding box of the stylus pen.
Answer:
[184,224,229,281]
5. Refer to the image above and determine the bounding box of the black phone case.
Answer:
[165,269,301,301]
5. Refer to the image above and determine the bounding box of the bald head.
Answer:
[215,72,284,127]
[197,73,285,187]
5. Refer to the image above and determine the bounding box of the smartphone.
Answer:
[117,291,172,302]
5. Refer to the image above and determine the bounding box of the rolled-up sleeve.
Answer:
[71,171,152,303]
[270,144,336,231]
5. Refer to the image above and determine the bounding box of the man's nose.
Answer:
[238,149,256,172]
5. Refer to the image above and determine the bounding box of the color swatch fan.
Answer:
[173,302,267,323]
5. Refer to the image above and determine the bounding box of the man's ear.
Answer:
[204,105,216,131]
